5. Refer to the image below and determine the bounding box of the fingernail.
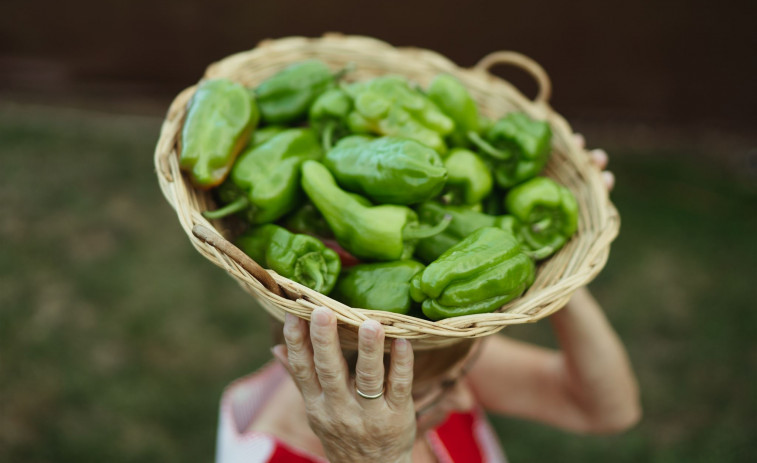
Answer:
[573,133,585,148]
[361,319,380,337]
[311,307,332,326]
[591,149,607,161]
[271,344,287,365]
[602,171,615,190]
[591,149,608,166]
[395,338,409,354]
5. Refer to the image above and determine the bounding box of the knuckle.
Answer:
[315,365,343,385]
[394,353,414,370]
[359,342,380,357]
[391,379,413,398]
[283,323,305,345]
[305,412,326,429]
[341,414,362,430]
[287,346,309,364]
[356,367,384,388]
[310,328,332,347]
[365,419,392,436]
[302,397,323,414]
[394,360,413,375]
[289,359,315,381]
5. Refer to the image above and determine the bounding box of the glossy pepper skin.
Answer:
[255,60,338,125]
[203,128,322,224]
[469,112,552,188]
[251,125,286,147]
[324,136,447,205]
[331,260,425,314]
[343,76,454,154]
[300,160,451,262]
[505,177,579,258]
[414,202,517,264]
[410,227,535,320]
[442,148,493,205]
[180,78,259,189]
[426,74,480,148]
[309,88,353,151]
[236,224,340,294]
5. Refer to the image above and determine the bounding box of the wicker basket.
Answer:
[154,33,620,350]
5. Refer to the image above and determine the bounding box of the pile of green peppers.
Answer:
[179,60,580,320]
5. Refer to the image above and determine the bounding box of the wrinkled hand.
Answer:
[574,133,614,191]
[272,308,416,463]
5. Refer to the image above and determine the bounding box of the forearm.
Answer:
[550,287,641,433]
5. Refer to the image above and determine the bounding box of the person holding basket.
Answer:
[152,39,636,462]
[214,142,638,463]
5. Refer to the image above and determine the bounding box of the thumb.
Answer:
[271,344,291,370]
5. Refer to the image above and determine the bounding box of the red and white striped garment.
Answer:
[216,362,508,463]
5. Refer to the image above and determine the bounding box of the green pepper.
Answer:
[414,202,517,264]
[426,74,480,148]
[505,177,579,258]
[468,112,552,188]
[251,125,287,147]
[300,160,451,261]
[309,87,353,151]
[442,148,493,205]
[280,201,334,239]
[236,224,340,294]
[180,78,259,189]
[203,128,322,224]
[255,60,344,125]
[331,260,425,314]
[324,136,447,205]
[343,76,454,154]
[410,227,535,320]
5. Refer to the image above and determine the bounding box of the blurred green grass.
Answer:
[1,103,755,462]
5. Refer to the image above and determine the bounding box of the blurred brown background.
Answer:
[2,1,756,462]
[3,0,756,128]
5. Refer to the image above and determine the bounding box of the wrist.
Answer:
[321,444,414,463]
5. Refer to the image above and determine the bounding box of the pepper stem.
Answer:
[322,121,336,152]
[333,62,356,81]
[467,131,512,160]
[521,230,546,251]
[531,217,553,233]
[202,196,249,220]
[403,214,453,241]
[525,246,555,260]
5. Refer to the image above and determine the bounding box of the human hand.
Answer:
[573,133,614,191]
[272,308,416,463]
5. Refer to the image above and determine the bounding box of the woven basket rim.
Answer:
[154,33,620,349]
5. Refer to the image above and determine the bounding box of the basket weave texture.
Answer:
[154,34,620,350]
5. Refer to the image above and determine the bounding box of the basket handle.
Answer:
[192,224,284,297]
[473,51,552,104]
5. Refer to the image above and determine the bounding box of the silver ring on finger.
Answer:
[356,385,385,400]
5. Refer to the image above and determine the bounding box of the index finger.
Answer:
[283,312,321,400]
[310,307,350,398]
